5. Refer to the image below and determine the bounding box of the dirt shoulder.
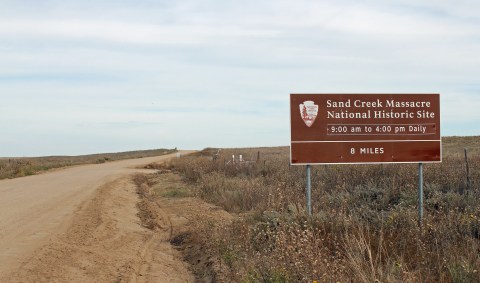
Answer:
[133,172,234,282]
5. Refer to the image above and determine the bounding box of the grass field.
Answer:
[0,148,177,180]
[159,136,480,282]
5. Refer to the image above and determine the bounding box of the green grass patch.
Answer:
[160,186,191,198]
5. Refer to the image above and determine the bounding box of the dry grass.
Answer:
[159,137,480,282]
[443,136,480,157]
[0,148,176,180]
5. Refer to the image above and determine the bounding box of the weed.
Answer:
[160,187,190,198]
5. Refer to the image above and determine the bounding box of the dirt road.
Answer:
[0,152,195,282]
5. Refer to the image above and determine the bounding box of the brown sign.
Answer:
[291,94,441,164]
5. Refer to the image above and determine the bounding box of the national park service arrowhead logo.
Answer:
[299,101,318,127]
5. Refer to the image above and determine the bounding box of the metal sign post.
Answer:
[418,163,424,227]
[306,164,312,216]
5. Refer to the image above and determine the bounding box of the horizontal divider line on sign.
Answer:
[327,123,437,126]
[326,134,436,136]
[291,140,442,143]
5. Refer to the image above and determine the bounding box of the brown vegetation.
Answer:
[0,148,176,180]
[155,137,480,282]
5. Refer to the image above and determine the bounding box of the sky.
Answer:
[1,0,479,156]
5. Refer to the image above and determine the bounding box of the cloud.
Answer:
[0,19,279,47]
[0,0,479,156]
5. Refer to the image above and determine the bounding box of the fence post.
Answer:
[418,163,424,227]
[465,148,471,195]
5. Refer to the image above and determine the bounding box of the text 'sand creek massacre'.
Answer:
[290,94,441,164]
